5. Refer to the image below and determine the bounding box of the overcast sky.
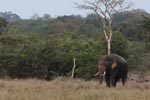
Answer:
[0,0,149,19]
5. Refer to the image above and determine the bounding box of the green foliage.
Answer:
[64,33,103,79]
[0,9,150,79]
[113,9,149,41]
[141,16,150,29]
[99,31,128,57]
[42,32,103,79]
[0,31,46,78]
[0,17,8,34]
[140,15,150,42]
[111,32,128,58]
[8,10,150,41]
[127,41,150,72]
[0,30,103,79]
[0,12,20,21]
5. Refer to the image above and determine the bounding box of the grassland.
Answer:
[0,77,150,100]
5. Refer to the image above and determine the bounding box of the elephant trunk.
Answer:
[94,71,105,84]
[99,71,105,84]
[99,76,103,84]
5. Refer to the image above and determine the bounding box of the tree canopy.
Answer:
[0,9,149,79]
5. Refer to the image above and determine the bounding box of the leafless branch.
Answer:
[75,0,131,54]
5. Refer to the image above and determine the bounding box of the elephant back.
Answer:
[111,54,127,64]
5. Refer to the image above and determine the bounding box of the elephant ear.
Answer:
[111,62,116,70]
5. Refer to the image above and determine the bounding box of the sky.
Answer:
[0,0,149,19]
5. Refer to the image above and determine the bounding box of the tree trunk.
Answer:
[107,40,111,55]
[71,58,76,79]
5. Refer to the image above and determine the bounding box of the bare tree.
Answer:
[76,0,131,54]
[71,58,76,79]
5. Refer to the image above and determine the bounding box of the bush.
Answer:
[99,31,128,58]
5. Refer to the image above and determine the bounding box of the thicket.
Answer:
[0,30,103,79]
[0,30,149,79]
[0,10,150,79]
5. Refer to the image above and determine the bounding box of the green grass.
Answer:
[0,78,150,100]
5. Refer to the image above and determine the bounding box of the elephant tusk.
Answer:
[100,71,106,76]
[94,72,100,76]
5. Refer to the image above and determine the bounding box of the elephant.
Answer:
[98,54,128,87]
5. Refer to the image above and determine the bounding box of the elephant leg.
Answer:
[111,75,119,87]
[99,76,103,84]
[121,73,127,86]
[105,75,111,87]
[113,77,120,87]
[122,77,126,86]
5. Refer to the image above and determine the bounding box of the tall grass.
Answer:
[0,78,150,100]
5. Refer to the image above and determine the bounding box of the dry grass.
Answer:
[0,77,150,100]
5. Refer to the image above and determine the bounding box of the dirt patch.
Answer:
[128,74,150,83]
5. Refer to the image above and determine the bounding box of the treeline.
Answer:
[0,31,103,79]
[9,9,149,41]
[0,9,149,79]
